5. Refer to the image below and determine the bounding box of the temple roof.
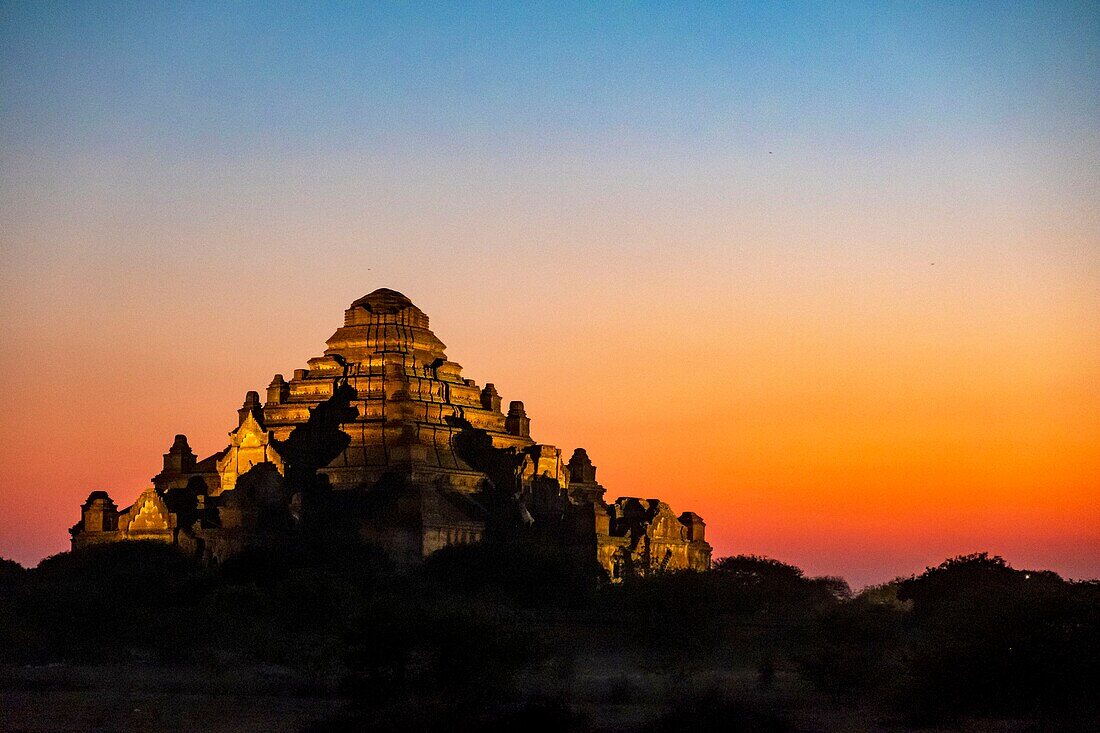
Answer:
[350,288,416,314]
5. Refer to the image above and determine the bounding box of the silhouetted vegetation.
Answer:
[1,546,1097,731]
[895,553,1100,723]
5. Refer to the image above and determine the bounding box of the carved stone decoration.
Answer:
[215,408,284,495]
[125,488,173,535]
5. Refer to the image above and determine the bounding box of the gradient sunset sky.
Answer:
[1,2,1097,587]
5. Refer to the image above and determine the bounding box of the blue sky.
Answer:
[4,2,1097,161]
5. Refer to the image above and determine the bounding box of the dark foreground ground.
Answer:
[0,660,1085,733]
[1,543,1097,732]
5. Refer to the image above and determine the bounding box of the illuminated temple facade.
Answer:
[71,289,711,577]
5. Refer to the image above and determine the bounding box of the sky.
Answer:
[1,2,1097,588]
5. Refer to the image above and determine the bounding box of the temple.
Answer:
[71,289,711,577]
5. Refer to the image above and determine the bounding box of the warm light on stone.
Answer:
[70,288,711,576]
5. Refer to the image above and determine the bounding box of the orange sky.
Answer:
[0,219,1096,587]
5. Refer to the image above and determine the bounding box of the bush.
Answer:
[896,553,1100,720]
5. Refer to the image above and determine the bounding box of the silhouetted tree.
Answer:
[896,553,1100,722]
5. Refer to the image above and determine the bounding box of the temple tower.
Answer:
[260,288,539,493]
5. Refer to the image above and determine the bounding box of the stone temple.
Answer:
[71,289,711,577]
